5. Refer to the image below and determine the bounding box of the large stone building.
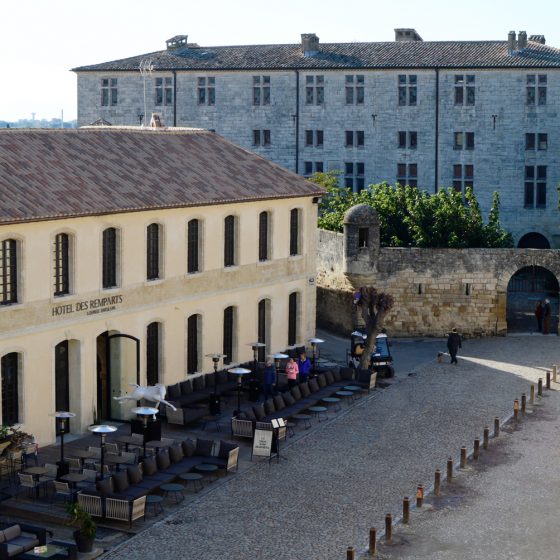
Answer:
[0,127,322,445]
[74,29,560,248]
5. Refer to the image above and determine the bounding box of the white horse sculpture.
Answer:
[113,383,177,411]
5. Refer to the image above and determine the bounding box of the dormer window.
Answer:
[166,35,188,50]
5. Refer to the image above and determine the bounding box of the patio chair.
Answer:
[120,451,137,465]
[17,472,44,500]
[76,469,97,491]
[105,442,119,454]
[105,495,146,528]
[8,450,23,483]
[52,481,76,504]
[67,458,82,474]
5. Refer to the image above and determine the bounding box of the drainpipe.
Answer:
[434,68,439,193]
[172,70,177,127]
[295,70,300,174]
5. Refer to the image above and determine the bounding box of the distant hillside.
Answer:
[0,119,77,129]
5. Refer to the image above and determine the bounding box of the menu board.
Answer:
[252,429,273,458]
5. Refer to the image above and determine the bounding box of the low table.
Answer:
[321,397,342,412]
[336,390,354,405]
[105,454,130,471]
[20,540,77,559]
[201,414,222,432]
[160,482,185,503]
[146,494,164,516]
[344,385,363,399]
[308,406,328,422]
[195,463,219,482]
[292,414,312,429]
[178,472,204,492]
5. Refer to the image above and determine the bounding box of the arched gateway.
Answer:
[506,266,559,333]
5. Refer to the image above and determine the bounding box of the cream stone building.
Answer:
[0,127,322,446]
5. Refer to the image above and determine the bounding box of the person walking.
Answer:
[285,357,299,388]
[535,300,543,333]
[543,299,551,335]
[263,359,276,399]
[447,327,462,365]
[297,352,312,383]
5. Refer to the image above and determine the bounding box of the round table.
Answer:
[308,406,328,422]
[292,414,312,429]
[146,494,164,516]
[195,463,219,482]
[335,390,354,405]
[201,415,222,432]
[178,472,204,492]
[321,397,342,413]
[160,483,185,503]
[105,455,130,472]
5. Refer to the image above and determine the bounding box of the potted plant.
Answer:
[67,502,96,553]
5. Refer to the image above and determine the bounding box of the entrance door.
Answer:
[507,266,559,333]
[96,332,140,421]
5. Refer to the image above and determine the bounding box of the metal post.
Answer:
[385,514,393,544]
[521,394,526,416]
[434,469,441,496]
[460,447,467,468]
[513,399,519,422]
[447,457,453,481]
[369,528,377,555]
[530,384,535,405]
[346,547,355,560]
[403,497,410,523]
[416,485,424,508]
[494,416,500,437]
[483,427,489,449]
[538,378,543,397]
[473,438,480,460]
[546,371,551,390]
[553,365,557,383]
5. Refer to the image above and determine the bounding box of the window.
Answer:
[102,227,118,289]
[187,314,201,374]
[258,211,269,262]
[345,75,365,104]
[0,239,17,305]
[146,223,160,281]
[253,129,271,147]
[187,219,200,273]
[454,75,475,106]
[397,163,418,187]
[257,299,270,362]
[344,162,365,192]
[524,165,547,208]
[398,75,417,106]
[146,322,160,386]
[53,233,70,297]
[55,341,69,413]
[1,353,19,426]
[305,75,324,105]
[288,292,299,346]
[198,77,215,105]
[253,76,270,105]
[303,161,324,176]
[526,133,548,150]
[224,215,236,267]
[358,228,369,248]
[304,130,323,147]
[453,132,475,150]
[398,131,417,149]
[345,131,364,148]
[223,306,235,364]
[155,77,173,106]
[289,209,301,256]
[453,164,474,193]
[527,74,547,106]
[101,78,118,106]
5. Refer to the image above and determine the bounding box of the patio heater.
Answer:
[228,367,251,416]
[54,411,75,478]
[308,338,325,374]
[88,424,117,479]
[131,407,159,459]
[272,352,288,374]
[205,353,226,415]
[247,342,266,401]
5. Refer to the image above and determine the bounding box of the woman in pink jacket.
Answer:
[285,357,299,388]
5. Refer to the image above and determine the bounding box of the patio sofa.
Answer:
[0,523,48,559]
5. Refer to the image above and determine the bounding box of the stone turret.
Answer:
[343,204,380,275]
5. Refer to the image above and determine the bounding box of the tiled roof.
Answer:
[0,128,323,225]
[73,40,560,72]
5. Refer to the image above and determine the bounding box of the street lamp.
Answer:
[88,424,117,479]
[131,407,159,459]
[228,367,251,416]
[54,411,75,478]
[308,338,325,374]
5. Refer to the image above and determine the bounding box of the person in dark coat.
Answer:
[263,359,276,399]
[447,328,462,365]
[535,300,543,333]
[543,299,551,335]
[297,352,312,382]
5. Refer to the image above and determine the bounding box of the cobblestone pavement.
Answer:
[103,335,557,560]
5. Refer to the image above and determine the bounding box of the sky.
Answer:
[2,0,560,122]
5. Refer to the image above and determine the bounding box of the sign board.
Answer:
[252,429,273,458]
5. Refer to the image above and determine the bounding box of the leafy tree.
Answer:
[313,173,513,248]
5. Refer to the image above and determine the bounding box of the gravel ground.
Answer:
[102,336,557,560]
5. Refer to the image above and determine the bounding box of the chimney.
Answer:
[518,30,527,51]
[394,28,423,42]
[507,31,517,53]
[301,33,320,56]
[150,113,164,128]
[529,34,546,45]
[166,35,188,50]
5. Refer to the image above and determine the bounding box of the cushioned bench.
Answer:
[0,524,47,559]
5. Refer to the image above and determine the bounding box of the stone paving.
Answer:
[103,335,557,560]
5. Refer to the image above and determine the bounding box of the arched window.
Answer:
[54,233,70,296]
[224,215,236,267]
[102,228,118,288]
[258,212,270,261]
[55,341,69,412]
[187,219,201,273]
[288,292,299,346]
[257,299,271,362]
[1,353,19,425]
[223,306,236,364]
[517,232,551,249]
[146,322,161,385]
[0,239,18,305]
[289,209,301,256]
[147,223,161,280]
[187,314,201,374]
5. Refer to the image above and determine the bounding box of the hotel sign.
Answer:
[51,295,123,317]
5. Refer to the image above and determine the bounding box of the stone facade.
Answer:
[75,31,560,248]
[317,208,560,338]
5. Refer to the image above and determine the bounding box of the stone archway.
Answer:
[517,232,551,249]
[506,266,559,333]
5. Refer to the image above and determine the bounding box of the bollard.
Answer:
[346,546,355,560]
[369,528,377,556]
[538,378,543,397]
[483,427,489,449]
[403,497,410,523]
[473,438,480,460]
[530,384,535,405]
[546,371,551,390]
[494,416,500,437]
[447,457,453,481]
[513,399,519,422]
[434,469,441,496]
[553,365,557,383]
[521,393,526,416]
[385,514,393,544]
[416,485,424,508]
[460,446,467,468]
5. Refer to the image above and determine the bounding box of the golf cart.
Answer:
[347,330,395,378]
